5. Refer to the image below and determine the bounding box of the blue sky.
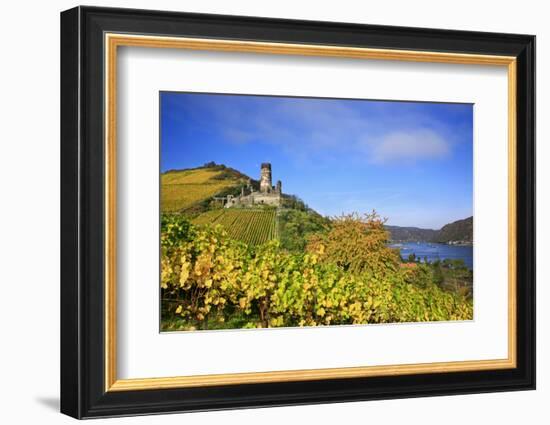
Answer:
[160,92,473,229]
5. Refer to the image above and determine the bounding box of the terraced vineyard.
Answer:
[193,209,278,246]
[161,167,245,212]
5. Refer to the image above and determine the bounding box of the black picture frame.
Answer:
[61,5,535,419]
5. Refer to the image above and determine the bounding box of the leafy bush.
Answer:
[278,209,330,252]
[161,213,193,250]
[306,212,400,275]
[161,221,248,330]
[281,194,309,211]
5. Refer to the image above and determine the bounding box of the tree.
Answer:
[278,209,330,252]
[306,211,400,275]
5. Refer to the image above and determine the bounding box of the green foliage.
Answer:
[281,194,309,211]
[161,213,473,331]
[400,257,473,298]
[161,223,248,329]
[278,209,331,252]
[432,260,445,285]
[437,259,473,298]
[161,213,194,250]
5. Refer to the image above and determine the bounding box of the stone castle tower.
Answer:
[222,162,282,208]
[260,163,272,193]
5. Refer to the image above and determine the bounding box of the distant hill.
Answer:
[434,216,473,244]
[387,216,473,244]
[385,226,438,243]
[161,163,256,214]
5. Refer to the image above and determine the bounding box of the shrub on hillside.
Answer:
[306,211,400,275]
[278,209,331,252]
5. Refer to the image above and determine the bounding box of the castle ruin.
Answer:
[222,163,282,208]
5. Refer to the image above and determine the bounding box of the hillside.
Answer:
[434,216,473,243]
[162,163,327,249]
[192,208,278,246]
[387,216,473,244]
[161,163,254,213]
[385,226,438,242]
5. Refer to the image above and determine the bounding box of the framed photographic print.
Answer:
[60,6,535,419]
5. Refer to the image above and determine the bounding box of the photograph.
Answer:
[159,92,474,332]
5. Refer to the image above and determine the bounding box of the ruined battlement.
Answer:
[222,163,282,208]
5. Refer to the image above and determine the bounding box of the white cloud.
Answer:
[185,95,456,166]
[366,129,451,164]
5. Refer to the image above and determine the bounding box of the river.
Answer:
[389,242,473,269]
